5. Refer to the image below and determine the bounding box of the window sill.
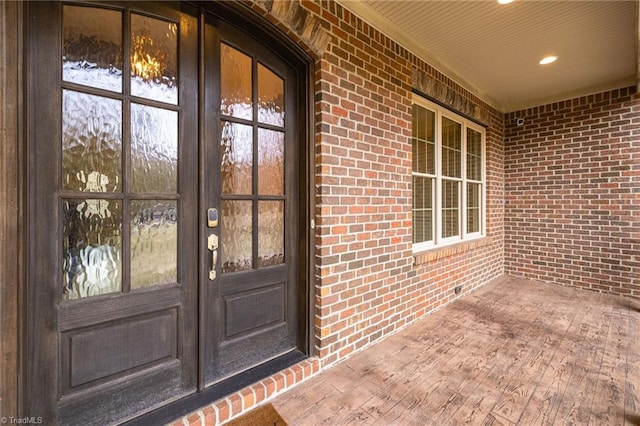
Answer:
[413,235,491,266]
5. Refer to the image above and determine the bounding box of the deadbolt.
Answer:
[207,208,218,228]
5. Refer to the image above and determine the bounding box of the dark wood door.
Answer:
[28,2,199,424]
[27,2,306,423]
[202,18,302,385]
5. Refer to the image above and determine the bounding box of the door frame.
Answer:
[12,0,315,423]
[0,0,24,420]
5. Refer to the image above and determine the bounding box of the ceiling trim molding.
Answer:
[503,77,637,113]
[335,0,504,113]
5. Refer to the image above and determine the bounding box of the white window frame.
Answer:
[412,94,486,253]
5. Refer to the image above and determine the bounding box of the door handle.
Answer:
[209,250,218,280]
[208,234,218,280]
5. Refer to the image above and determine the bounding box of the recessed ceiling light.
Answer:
[498,0,514,4]
[539,56,558,65]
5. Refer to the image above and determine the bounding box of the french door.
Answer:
[27,2,306,424]
[202,18,302,385]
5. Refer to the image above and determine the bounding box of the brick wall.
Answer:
[505,88,640,297]
[176,0,506,423]
[270,0,506,366]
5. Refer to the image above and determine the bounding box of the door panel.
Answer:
[203,19,300,385]
[28,2,198,424]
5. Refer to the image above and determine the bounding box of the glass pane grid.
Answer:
[441,116,461,179]
[467,152,482,181]
[466,182,481,234]
[412,104,436,175]
[467,207,480,234]
[61,8,181,300]
[441,179,460,239]
[412,99,484,248]
[412,176,433,244]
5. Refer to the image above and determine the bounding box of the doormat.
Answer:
[225,403,288,426]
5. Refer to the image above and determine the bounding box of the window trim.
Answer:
[412,94,486,254]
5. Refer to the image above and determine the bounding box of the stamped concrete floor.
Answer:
[269,275,640,425]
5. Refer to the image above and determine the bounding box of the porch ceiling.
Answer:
[337,0,638,112]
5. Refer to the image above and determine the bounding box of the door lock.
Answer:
[207,234,218,250]
[207,208,218,228]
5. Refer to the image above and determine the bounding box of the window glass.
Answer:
[467,183,481,234]
[413,176,433,243]
[130,103,178,193]
[467,128,482,181]
[412,96,485,251]
[258,64,284,127]
[442,117,461,178]
[130,200,177,289]
[442,180,459,238]
[63,199,122,300]
[221,44,252,120]
[63,5,123,92]
[130,14,178,104]
[62,90,122,192]
[61,7,181,300]
[412,105,435,175]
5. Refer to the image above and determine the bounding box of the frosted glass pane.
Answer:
[131,14,178,104]
[63,90,122,192]
[221,44,252,120]
[63,5,123,92]
[221,200,252,273]
[258,64,284,127]
[258,128,284,195]
[130,200,177,289]
[63,198,122,300]
[221,121,253,195]
[442,180,459,238]
[258,201,284,268]
[131,103,177,193]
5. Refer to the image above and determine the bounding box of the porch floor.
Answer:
[268,275,640,425]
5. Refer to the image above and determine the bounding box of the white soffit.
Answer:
[337,0,637,112]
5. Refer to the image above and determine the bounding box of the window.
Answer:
[412,95,485,252]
